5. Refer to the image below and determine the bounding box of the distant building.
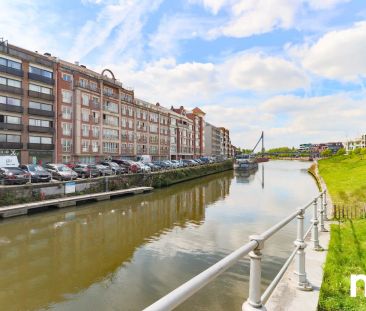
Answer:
[205,122,221,157]
[299,143,312,152]
[344,136,364,153]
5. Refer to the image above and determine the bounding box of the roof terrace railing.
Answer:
[144,189,328,311]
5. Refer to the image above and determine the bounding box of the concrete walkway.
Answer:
[266,223,330,310]
[266,161,332,311]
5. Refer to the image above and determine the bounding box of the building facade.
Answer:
[0,41,56,165]
[205,122,221,157]
[0,40,234,164]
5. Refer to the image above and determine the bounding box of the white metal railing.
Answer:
[143,189,328,311]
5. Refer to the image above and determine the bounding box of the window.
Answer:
[79,79,88,88]
[0,115,21,124]
[103,114,119,127]
[61,89,72,103]
[0,57,21,70]
[61,139,72,152]
[29,119,52,127]
[150,113,158,122]
[29,101,52,111]
[29,66,53,79]
[62,106,72,119]
[29,83,51,94]
[29,136,52,144]
[82,124,90,137]
[0,96,21,106]
[82,109,90,122]
[62,73,72,82]
[91,111,99,123]
[0,76,21,88]
[82,93,89,106]
[62,122,72,136]
[121,93,133,103]
[102,128,119,140]
[103,101,118,113]
[103,142,119,153]
[121,118,127,127]
[92,126,100,138]
[103,86,114,96]
[90,81,98,91]
[62,155,71,163]
[150,124,158,133]
[0,134,20,143]
[82,140,90,152]
[92,140,99,152]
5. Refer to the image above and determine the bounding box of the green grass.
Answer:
[319,220,366,311]
[318,154,366,310]
[318,154,366,206]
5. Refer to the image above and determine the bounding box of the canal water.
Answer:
[0,160,319,311]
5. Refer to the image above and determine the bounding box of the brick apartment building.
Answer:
[0,41,56,165]
[0,39,233,164]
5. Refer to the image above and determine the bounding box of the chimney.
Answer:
[156,102,160,106]
[44,52,51,56]
[75,61,79,66]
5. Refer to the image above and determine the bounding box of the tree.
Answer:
[354,147,361,155]
[336,148,346,156]
[321,149,332,157]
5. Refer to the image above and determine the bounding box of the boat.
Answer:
[256,157,269,163]
[234,158,258,172]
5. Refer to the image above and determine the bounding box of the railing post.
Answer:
[312,198,323,251]
[323,190,329,221]
[242,235,266,311]
[319,193,328,232]
[294,209,312,291]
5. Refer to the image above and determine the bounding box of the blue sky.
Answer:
[1,0,366,148]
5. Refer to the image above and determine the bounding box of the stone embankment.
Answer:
[0,160,233,207]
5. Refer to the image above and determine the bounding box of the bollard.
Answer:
[242,235,266,311]
[319,193,328,232]
[311,199,323,251]
[323,190,329,221]
[294,209,312,291]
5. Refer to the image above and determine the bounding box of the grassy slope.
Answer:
[319,220,366,311]
[318,155,366,310]
[318,154,366,205]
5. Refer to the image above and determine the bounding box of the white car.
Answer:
[137,162,152,173]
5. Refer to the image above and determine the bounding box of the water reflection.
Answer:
[0,161,318,311]
[0,172,232,311]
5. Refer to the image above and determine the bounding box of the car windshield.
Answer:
[56,165,71,172]
[6,167,23,173]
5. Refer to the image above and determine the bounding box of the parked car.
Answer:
[64,162,78,170]
[170,160,182,168]
[99,161,127,175]
[95,164,113,176]
[145,162,160,171]
[45,163,78,181]
[0,167,30,185]
[182,159,195,167]
[73,164,100,178]
[112,159,139,173]
[153,161,170,169]
[19,164,52,183]
[136,162,151,173]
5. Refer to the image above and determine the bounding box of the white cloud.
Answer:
[69,0,163,62]
[300,21,366,82]
[220,53,309,92]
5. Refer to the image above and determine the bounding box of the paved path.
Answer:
[266,223,330,310]
[266,161,332,310]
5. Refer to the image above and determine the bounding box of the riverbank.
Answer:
[318,154,366,310]
[0,160,233,207]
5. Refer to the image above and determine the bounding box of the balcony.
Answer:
[28,108,54,117]
[28,125,54,134]
[0,65,23,77]
[28,90,54,101]
[28,72,54,85]
[27,143,54,150]
[89,100,100,110]
[0,84,23,95]
[137,138,148,144]
[103,91,119,100]
[0,103,23,113]
[121,148,134,154]
[75,80,100,93]
[0,142,23,149]
[0,123,23,131]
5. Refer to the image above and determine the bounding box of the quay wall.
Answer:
[0,160,233,207]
